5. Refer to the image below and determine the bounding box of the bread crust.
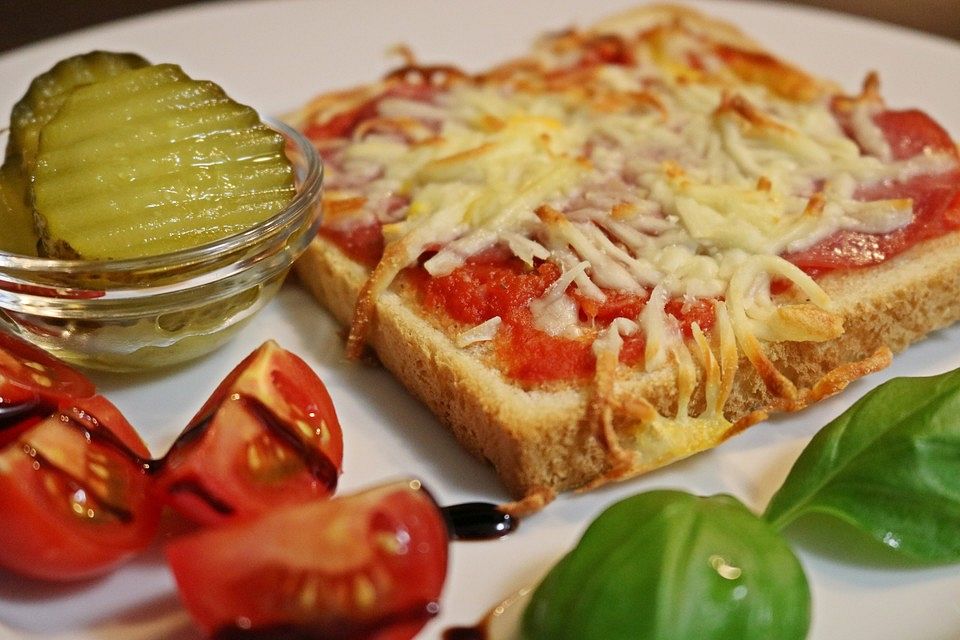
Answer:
[292,4,960,501]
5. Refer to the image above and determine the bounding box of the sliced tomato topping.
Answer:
[303,100,379,142]
[304,82,439,143]
[320,221,385,268]
[155,340,344,525]
[874,109,957,160]
[787,109,960,272]
[166,479,449,640]
[0,332,96,407]
[0,394,159,581]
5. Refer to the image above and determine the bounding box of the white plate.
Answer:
[1,1,959,639]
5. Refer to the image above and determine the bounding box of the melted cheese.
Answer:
[456,316,502,347]
[302,15,959,441]
[530,261,589,338]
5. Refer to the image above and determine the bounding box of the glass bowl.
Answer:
[0,119,323,371]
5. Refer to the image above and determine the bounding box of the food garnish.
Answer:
[522,491,809,640]
[764,367,960,562]
[0,51,295,259]
[154,340,344,525]
[0,334,474,640]
[0,337,345,581]
[519,368,960,639]
[1,51,150,255]
[166,479,450,640]
[0,393,161,581]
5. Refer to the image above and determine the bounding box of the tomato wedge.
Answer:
[165,479,450,640]
[0,394,160,581]
[155,340,344,525]
[0,331,95,407]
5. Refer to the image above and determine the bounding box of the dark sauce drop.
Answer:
[0,398,50,446]
[442,502,517,541]
[0,398,46,425]
[442,587,532,640]
[443,625,488,640]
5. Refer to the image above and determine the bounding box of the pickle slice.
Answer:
[32,64,296,260]
[1,51,149,256]
[0,159,38,255]
[7,51,149,172]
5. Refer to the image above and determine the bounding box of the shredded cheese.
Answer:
[456,317,503,347]
[301,14,960,478]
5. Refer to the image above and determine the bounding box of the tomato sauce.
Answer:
[419,254,559,325]
[408,256,599,383]
[494,307,596,383]
[404,255,718,384]
[312,82,958,383]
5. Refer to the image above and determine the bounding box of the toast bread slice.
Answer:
[291,4,960,505]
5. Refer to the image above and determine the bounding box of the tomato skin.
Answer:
[786,109,960,272]
[156,340,344,525]
[0,331,96,407]
[0,395,160,581]
[319,221,385,267]
[873,109,957,161]
[166,480,449,640]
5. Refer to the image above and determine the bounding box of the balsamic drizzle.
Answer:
[24,445,135,523]
[1,392,339,518]
[443,626,487,640]
[4,397,523,540]
[0,398,49,446]
[241,394,340,490]
[0,401,143,524]
[3,395,523,640]
[163,479,236,516]
[145,392,341,513]
[62,405,151,469]
[442,502,517,541]
[0,398,45,425]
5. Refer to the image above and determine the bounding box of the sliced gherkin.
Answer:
[32,64,296,260]
[0,159,38,255]
[7,51,149,172]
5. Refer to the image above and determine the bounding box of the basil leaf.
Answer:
[764,368,960,562]
[521,490,810,640]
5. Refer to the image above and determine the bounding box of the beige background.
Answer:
[1,0,958,53]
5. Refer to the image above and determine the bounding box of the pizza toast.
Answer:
[290,4,960,506]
